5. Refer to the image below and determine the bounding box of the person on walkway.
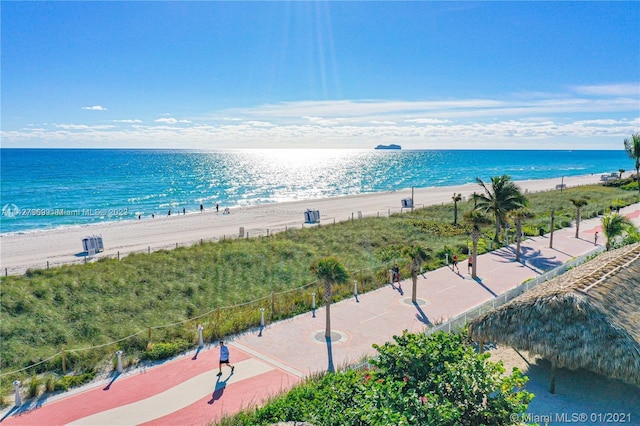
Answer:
[217,341,234,376]
[467,256,473,274]
[452,254,459,273]
[392,263,400,284]
[594,231,599,245]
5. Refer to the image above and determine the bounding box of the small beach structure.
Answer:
[468,243,640,392]
[304,209,320,224]
[82,234,104,255]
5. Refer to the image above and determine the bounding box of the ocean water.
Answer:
[0,148,630,234]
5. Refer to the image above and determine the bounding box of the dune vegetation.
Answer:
[0,182,637,399]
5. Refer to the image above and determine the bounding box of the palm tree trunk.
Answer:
[411,270,418,303]
[472,228,480,279]
[324,281,331,338]
[549,209,555,249]
[454,202,458,225]
[515,219,522,262]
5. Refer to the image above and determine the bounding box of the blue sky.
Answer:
[1,1,639,149]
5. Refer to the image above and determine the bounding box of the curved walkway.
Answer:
[2,205,639,425]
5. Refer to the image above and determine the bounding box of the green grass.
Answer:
[0,184,637,398]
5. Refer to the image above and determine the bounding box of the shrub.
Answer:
[141,340,191,361]
[45,375,55,392]
[27,374,40,398]
[229,331,533,425]
[53,370,96,392]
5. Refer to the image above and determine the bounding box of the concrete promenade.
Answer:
[2,205,639,426]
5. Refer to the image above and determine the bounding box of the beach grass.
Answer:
[0,184,637,396]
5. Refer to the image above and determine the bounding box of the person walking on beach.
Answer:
[200,203,204,213]
[452,254,459,273]
[216,203,219,213]
[217,341,234,376]
[183,207,186,215]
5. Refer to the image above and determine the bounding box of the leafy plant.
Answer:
[53,370,96,392]
[141,340,192,361]
[222,331,533,425]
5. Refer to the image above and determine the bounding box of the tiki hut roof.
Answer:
[469,243,640,386]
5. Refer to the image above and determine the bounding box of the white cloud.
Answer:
[82,105,107,111]
[405,118,451,124]
[5,87,638,149]
[113,119,143,123]
[54,124,115,130]
[155,117,192,124]
[244,121,275,127]
[572,83,640,97]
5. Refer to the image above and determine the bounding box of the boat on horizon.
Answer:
[374,144,402,150]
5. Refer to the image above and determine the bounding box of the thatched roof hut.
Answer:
[469,243,640,389]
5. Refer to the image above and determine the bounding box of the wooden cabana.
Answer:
[469,243,640,393]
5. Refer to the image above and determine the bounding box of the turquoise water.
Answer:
[0,148,630,234]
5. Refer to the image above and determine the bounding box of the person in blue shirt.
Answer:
[217,341,234,376]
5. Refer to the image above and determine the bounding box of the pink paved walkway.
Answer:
[2,205,639,426]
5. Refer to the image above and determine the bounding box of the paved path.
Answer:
[2,205,639,426]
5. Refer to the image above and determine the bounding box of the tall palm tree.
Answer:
[452,193,462,225]
[601,212,634,251]
[310,256,349,338]
[624,132,640,197]
[509,208,535,262]
[474,175,528,242]
[401,245,431,303]
[570,198,589,238]
[464,210,492,278]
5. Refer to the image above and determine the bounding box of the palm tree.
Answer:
[624,132,640,197]
[401,245,431,303]
[601,212,634,251]
[474,175,528,242]
[464,210,492,278]
[570,198,589,238]
[452,193,462,225]
[509,208,535,262]
[310,256,349,338]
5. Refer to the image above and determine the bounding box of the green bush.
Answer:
[45,375,55,392]
[27,374,40,398]
[224,331,533,425]
[53,370,96,392]
[141,340,192,361]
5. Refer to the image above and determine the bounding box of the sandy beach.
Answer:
[0,173,615,275]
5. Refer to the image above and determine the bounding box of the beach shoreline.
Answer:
[0,173,618,275]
